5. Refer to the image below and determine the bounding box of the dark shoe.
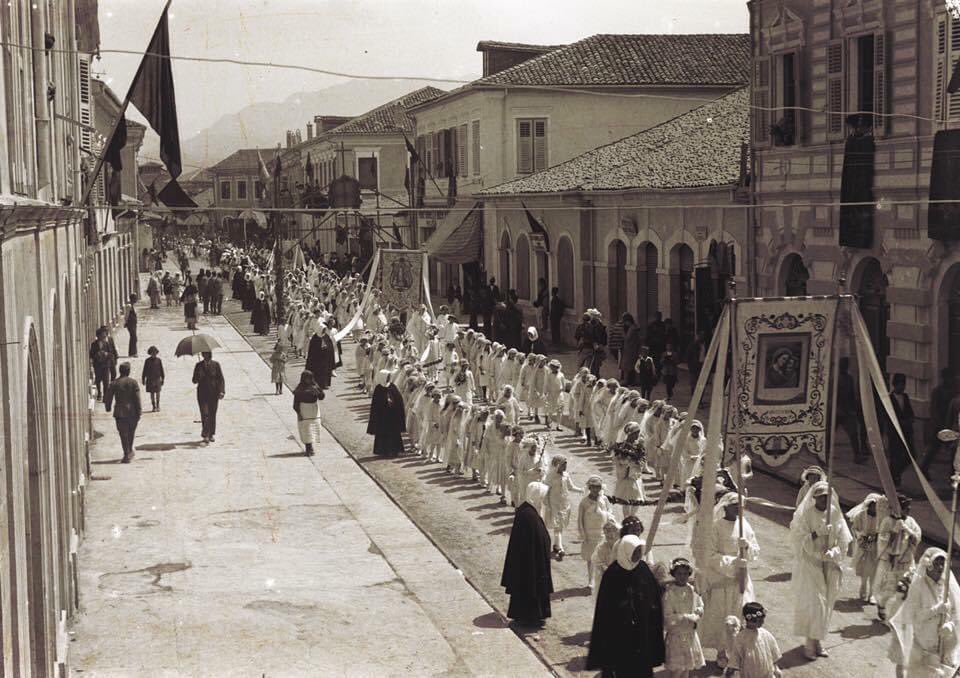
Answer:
[209,435,215,442]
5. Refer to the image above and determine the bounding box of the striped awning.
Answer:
[425,202,483,264]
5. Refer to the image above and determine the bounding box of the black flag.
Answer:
[124,4,182,178]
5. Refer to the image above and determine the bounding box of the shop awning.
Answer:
[425,202,483,264]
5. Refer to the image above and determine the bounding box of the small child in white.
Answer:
[577,475,612,587]
[543,454,582,560]
[725,602,783,678]
[663,557,705,677]
[590,519,621,597]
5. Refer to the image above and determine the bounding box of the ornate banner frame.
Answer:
[729,297,840,467]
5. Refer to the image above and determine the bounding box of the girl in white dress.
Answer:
[543,454,582,560]
[577,475,612,586]
[663,557,705,677]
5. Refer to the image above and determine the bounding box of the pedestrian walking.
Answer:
[124,293,138,357]
[725,602,784,678]
[270,341,287,394]
[887,373,915,487]
[103,361,142,463]
[548,287,567,346]
[501,481,554,627]
[663,557,705,677]
[660,343,679,400]
[146,274,161,309]
[89,326,116,400]
[192,351,225,443]
[367,368,405,457]
[181,277,199,330]
[635,345,658,399]
[141,346,165,412]
[162,272,174,306]
[293,369,324,456]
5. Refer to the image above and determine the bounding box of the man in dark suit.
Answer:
[887,372,915,487]
[104,362,142,463]
[193,351,225,443]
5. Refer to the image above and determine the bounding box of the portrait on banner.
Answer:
[375,249,426,313]
[730,299,839,467]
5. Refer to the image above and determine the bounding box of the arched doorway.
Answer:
[498,231,511,293]
[939,263,960,381]
[24,329,54,675]
[557,236,575,311]
[607,239,627,320]
[781,253,810,296]
[516,234,531,300]
[670,244,695,345]
[51,293,73,620]
[855,258,889,372]
[636,243,658,329]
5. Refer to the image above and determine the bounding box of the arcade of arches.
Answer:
[0,222,135,677]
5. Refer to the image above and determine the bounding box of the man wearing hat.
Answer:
[575,310,608,377]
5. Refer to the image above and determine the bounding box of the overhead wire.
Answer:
[1,39,956,126]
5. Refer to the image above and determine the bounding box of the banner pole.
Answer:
[825,276,846,533]
[727,280,747,594]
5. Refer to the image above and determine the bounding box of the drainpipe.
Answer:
[30,3,52,193]
[747,0,758,295]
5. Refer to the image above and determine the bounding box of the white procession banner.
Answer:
[729,297,840,467]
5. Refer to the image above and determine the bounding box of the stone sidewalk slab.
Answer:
[71,293,548,677]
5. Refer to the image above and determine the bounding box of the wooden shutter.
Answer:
[533,119,547,171]
[753,57,771,146]
[78,54,92,154]
[793,50,806,144]
[936,16,948,124]
[471,120,480,175]
[873,32,888,135]
[457,124,467,177]
[445,127,456,177]
[826,40,845,138]
[517,119,533,174]
[433,132,442,176]
[948,17,960,121]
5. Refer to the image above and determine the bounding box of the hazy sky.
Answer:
[97,0,749,136]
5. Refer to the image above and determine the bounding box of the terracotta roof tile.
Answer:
[326,86,446,135]
[477,34,750,87]
[480,87,749,195]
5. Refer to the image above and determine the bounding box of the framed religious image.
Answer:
[754,332,809,405]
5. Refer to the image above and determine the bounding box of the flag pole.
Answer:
[727,279,747,595]
[825,277,846,538]
[79,0,174,211]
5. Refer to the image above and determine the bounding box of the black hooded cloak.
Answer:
[500,502,553,623]
[367,382,405,456]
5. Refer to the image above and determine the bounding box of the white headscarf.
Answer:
[616,534,643,571]
[789,480,852,559]
[375,369,392,388]
[525,481,548,511]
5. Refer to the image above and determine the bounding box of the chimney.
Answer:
[306,122,314,140]
[295,129,302,145]
[285,130,294,148]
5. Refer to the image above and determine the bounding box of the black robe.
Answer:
[586,560,665,676]
[367,383,405,456]
[305,333,336,389]
[500,502,553,623]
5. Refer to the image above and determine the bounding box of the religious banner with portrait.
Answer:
[374,248,428,313]
[728,297,841,467]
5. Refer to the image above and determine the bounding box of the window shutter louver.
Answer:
[936,17,948,124]
[432,132,441,177]
[533,119,547,171]
[794,50,806,144]
[873,32,888,135]
[948,18,960,121]
[457,124,467,177]
[753,57,771,145]
[517,119,533,174]
[826,41,845,138]
[78,54,92,154]
[471,120,480,175]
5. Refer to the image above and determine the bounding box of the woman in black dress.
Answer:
[587,533,665,677]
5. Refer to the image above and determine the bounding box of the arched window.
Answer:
[607,239,627,320]
[670,244,695,346]
[636,243,658,327]
[557,236,575,311]
[781,254,809,296]
[498,231,511,292]
[856,258,889,372]
[516,234,531,300]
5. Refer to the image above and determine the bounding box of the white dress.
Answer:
[297,400,322,445]
[699,516,759,649]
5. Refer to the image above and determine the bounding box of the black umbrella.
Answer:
[174,334,221,357]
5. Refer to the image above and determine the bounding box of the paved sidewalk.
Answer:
[71,293,548,676]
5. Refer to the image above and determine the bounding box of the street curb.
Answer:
[221,306,562,678]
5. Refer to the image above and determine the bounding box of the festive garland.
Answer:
[609,441,646,465]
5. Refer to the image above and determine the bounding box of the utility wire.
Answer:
[3,39,956,126]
